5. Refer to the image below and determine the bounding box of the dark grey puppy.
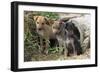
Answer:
[52,19,83,57]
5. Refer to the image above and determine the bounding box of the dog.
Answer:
[33,16,57,54]
[52,19,83,57]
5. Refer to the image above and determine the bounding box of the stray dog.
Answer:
[33,16,57,54]
[52,19,83,57]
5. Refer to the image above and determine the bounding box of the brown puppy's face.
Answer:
[33,16,54,36]
[34,16,47,31]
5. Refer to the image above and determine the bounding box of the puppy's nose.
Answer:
[54,31,59,35]
[38,28,42,31]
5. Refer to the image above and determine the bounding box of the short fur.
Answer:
[33,16,57,54]
[52,20,83,56]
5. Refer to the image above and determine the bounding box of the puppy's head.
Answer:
[33,16,54,36]
[34,16,46,31]
[52,21,66,35]
[34,16,54,30]
[65,22,75,31]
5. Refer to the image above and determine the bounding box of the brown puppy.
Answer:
[33,16,56,54]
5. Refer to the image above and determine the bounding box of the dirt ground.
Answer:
[31,49,90,61]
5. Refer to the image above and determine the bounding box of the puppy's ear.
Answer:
[49,19,54,25]
[33,16,39,21]
[44,17,54,26]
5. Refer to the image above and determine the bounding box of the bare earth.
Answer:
[31,49,90,61]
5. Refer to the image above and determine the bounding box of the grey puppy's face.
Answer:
[52,21,65,35]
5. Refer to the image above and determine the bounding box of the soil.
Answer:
[31,49,90,61]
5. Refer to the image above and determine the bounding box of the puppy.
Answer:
[33,16,57,54]
[52,19,83,57]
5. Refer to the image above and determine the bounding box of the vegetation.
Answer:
[24,11,59,61]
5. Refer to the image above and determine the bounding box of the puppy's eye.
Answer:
[58,27,60,29]
[42,23,44,25]
[37,22,39,24]
[53,27,56,29]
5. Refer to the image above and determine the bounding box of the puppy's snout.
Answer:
[55,32,59,34]
[52,29,59,35]
[38,28,42,31]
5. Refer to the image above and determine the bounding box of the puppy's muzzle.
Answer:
[38,28,42,31]
[55,32,59,35]
[53,29,60,35]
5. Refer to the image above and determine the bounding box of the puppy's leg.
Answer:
[75,41,83,55]
[72,36,83,55]
[64,42,68,59]
[71,40,77,56]
[43,39,50,55]
[67,42,75,57]
[39,37,43,54]
[58,41,63,55]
